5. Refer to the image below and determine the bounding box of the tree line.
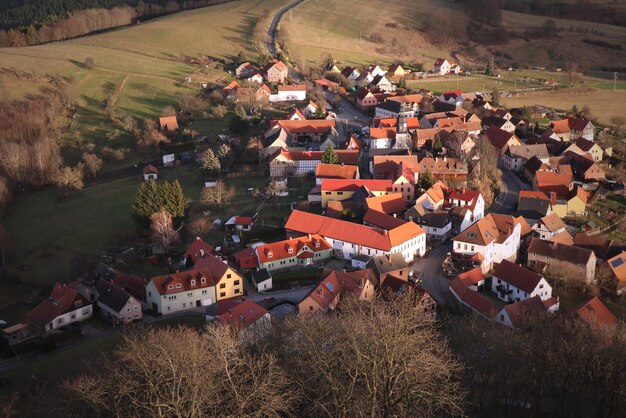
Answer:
[0,0,236,47]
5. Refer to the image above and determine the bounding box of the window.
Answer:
[126,307,131,313]
[201,278,206,284]
[183,303,186,308]
[234,280,240,286]
[175,284,181,289]
[82,308,89,315]
[288,248,293,254]
[188,292,193,297]
[74,300,82,308]
[134,305,139,311]
[190,280,196,286]
[148,291,152,297]
[220,292,226,297]
[70,314,76,320]
[268,252,273,259]
[220,283,226,289]
[235,289,241,294]
[168,285,174,290]
[227,274,232,279]
[134,314,139,319]
[338,191,343,195]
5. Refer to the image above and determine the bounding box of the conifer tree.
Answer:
[201,149,221,174]
[133,180,160,223]
[164,180,190,219]
[321,145,340,164]
[432,135,443,157]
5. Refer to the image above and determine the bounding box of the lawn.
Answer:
[271,267,323,291]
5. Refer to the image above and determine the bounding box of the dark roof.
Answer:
[432,100,457,112]
[482,116,508,128]
[573,234,626,260]
[493,260,543,293]
[420,212,451,228]
[367,253,408,276]
[528,238,594,266]
[95,280,132,313]
[252,268,272,284]
[376,100,402,113]
[502,296,548,328]
[94,263,118,281]
[515,198,551,220]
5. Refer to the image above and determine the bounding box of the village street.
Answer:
[491,168,528,215]
[412,244,454,306]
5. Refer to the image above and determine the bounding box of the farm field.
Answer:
[0,0,289,169]
[503,88,626,124]
[281,0,453,67]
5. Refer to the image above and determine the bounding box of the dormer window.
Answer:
[191,280,196,286]
[168,285,174,290]
[315,242,320,248]
[201,278,206,284]
[175,283,181,289]
[288,248,293,254]
[268,252,273,259]
[74,300,82,308]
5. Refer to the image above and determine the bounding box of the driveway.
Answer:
[411,244,454,306]
[490,168,529,215]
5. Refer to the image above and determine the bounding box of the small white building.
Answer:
[532,213,567,240]
[270,85,307,102]
[146,270,217,315]
[142,164,158,181]
[491,260,552,303]
[251,269,273,291]
[163,154,175,167]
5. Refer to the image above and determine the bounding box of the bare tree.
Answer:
[150,209,179,254]
[82,153,102,178]
[0,392,19,418]
[54,164,84,197]
[161,105,177,117]
[0,175,12,217]
[200,181,234,208]
[65,325,295,417]
[272,293,466,418]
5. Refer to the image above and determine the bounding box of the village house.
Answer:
[416,157,469,182]
[607,251,626,294]
[387,63,406,78]
[146,269,217,314]
[484,126,523,159]
[263,119,339,156]
[269,149,358,177]
[572,234,626,261]
[193,253,246,301]
[370,75,394,92]
[532,212,567,240]
[235,62,257,78]
[251,269,272,291]
[449,278,499,320]
[445,187,485,221]
[321,179,392,208]
[566,138,604,162]
[315,163,360,185]
[182,236,215,269]
[263,59,289,83]
[341,66,361,80]
[270,84,307,102]
[527,238,596,283]
[482,116,517,133]
[433,58,460,75]
[457,267,485,291]
[491,260,553,303]
[3,283,93,345]
[288,108,307,121]
[565,153,606,183]
[366,253,409,286]
[453,213,527,272]
[218,299,270,331]
[365,193,407,216]
[413,211,452,242]
[495,296,559,328]
[142,164,158,181]
[286,210,427,263]
[254,234,332,272]
[95,280,142,324]
[357,89,378,110]
[571,296,617,327]
[363,209,407,230]
[298,269,377,315]
[503,144,550,172]
[568,117,595,141]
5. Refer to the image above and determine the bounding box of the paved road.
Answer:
[490,168,529,215]
[266,0,305,58]
[411,244,454,306]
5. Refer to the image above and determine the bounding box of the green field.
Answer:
[0,0,288,169]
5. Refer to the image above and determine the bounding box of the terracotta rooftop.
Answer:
[218,299,269,329]
[315,164,359,180]
[572,296,617,327]
[255,234,330,263]
[493,260,544,294]
[366,193,407,214]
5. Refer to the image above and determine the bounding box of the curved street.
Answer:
[266,0,305,58]
[490,168,528,215]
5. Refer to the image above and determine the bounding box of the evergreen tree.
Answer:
[398,77,407,89]
[133,180,160,223]
[321,145,340,164]
[432,135,443,157]
[164,180,190,219]
[419,171,434,190]
[201,149,221,174]
[491,86,501,107]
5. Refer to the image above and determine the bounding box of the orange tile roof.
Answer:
[363,209,408,230]
[450,278,498,319]
[538,213,566,232]
[572,296,618,327]
[519,190,550,201]
[370,127,397,139]
[454,213,519,246]
[456,267,484,286]
[285,210,424,251]
[535,170,573,188]
[276,119,336,134]
[278,84,306,91]
[550,230,574,245]
[149,269,217,296]
[255,234,330,263]
[550,119,571,134]
[321,179,392,193]
[608,251,626,284]
[365,193,407,214]
[315,164,359,180]
[416,157,467,175]
[159,116,179,132]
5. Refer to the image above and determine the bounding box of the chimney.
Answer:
[199,249,205,258]
[195,236,201,241]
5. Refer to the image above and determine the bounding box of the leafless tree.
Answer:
[271,293,466,418]
[82,153,102,178]
[0,392,19,417]
[151,209,179,254]
[65,325,295,417]
[0,175,12,217]
[161,106,177,117]
[54,164,84,197]
[200,181,234,208]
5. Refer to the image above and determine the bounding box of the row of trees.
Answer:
[19,294,465,417]
[132,179,189,224]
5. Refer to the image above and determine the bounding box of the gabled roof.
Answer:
[315,164,359,180]
[445,188,481,210]
[321,179,392,193]
[457,267,484,286]
[159,116,179,132]
[572,296,617,327]
[450,278,498,319]
[550,119,571,134]
[370,127,397,139]
[278,84,306,92]
[454,214,520,246]
[608,251,626,284]
[433,58,448,66]
[416,157,468,176]
[502,296,549,328]
[218,299,269,329]
[573,234,626,260]
[266,59,288,72]
[271,149,359,165]
[529,238,594,266]
[420,211,451,228]
[184,237,216,265]
[255,234,330,263]
[357,89,375,100]
[142,164,158,175]
[285,210,425,251]
[485,126,520,149]
[95,280,132,313]
[568,116,592,131]
[537,212,566,232]
[367,253,408,276]
[493,260,544,293]
[24,282,90,326]
[550,230,574,245]
[535,170,573,188]
[363,209,408,230]
[273,119,336,134]
[507,144,549,160]
[233,246,259,270]
[149,269,217,296]
[288,108,307,120]
[365,193,407,214]
[574,137,599,152]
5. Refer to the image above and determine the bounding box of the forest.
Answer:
[0,0,236,46]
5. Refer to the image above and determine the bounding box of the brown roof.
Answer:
[149,269,217,296]
[183,237,216,265]
[502,296,548,328]
[550,230,574,245]
[159,116,179,132]
[538,213,566,232]
[485,126,520,150]
[363,209,407,230]
[218,299,268,329]
[608,251,626,284]
[365,193,407,214]
[573,233,626,259]
[528,238,594,266]
[315,164,359,180]
[572,296,618,327]
[493,260,544,293]
[24,282,90,326]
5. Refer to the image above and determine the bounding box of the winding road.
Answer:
[490,168,529,215]
[266,0,306,58]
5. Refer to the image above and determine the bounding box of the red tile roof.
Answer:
[321,179,392,193]
[315,164,359,180]
[572,296,618,327]
[218,299,269,329]
[370,127,396,139]
[271,149,359,165]
[183,237,215,265]
[493,260,544,294]
[456,267,484,287]
[445,188,481,210]
[149,269,217,296]
[233,247,259,270]
[365,193,407,214]
[285,210,425,251]
[142,164,158,175]
[485,126,520,149]
[275,119,336,134]
[450,278,498,319]
[256,234,330,263]
[363,209,408,229]
[24,282,90,326]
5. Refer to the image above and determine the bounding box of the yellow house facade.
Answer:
[321,179,392,208]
